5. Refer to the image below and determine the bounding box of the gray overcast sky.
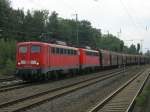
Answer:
[11,0,150,52]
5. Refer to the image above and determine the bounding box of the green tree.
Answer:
[137,43,140,54]
[98,34,124,52]
[78,20,93,46]
[128,44,137,54]
[5,59,15,74]
[47,11,59,39]
[0,0,11,40]
[145,50,150,56]
[0,0,141,75]
[20,10,49,41]
[57,19,76,42]
[0,0,11,27]
[0,39,16,74]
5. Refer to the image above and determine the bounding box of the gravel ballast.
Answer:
[25,67,143,112]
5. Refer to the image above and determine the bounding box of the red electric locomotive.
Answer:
[16,42,79,80]
[79,48,100,70]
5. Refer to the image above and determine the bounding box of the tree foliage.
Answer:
[0,39,16,74]
[137,43,140,53]
[128,44,137,54]
[0,0,141,74]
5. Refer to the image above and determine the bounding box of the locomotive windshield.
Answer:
[19,46,27,53]
[31,45,41,53]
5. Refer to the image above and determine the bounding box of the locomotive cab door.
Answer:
[30,44,42,67]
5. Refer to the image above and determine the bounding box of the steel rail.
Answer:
[88,68,150,112]
[0,69,127,112]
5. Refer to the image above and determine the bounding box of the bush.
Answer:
[0,39,16,75]
[4,59,15,74]
[136,87,150,106]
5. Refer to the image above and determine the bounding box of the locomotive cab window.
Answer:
[74,50,77,55]
[51,47,55,53]
[67,49,70,55]
[64,49,67,54]
[60,48,64,54]
[86,51,98,56]
[31,46,41,53]
[56,48,60,54]
[19,46,27,53]
[71,50,74,55]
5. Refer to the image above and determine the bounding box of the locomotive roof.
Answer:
[81,48,99,52]
[17,41,100,51]
[17,42,148,58]
[17,41,78,50]
[17,41,46,46]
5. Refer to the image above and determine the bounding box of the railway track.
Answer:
[0,68,124,93]
[0,75,25,91]
[0,81,30,93]
[0,68,128,112]
[0,76,16,82]
[88,68,150,112]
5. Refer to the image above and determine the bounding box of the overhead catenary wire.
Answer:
[119,0,146,52]
[119,0,145,37]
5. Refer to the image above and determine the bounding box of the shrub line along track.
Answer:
[88,68,150,112]
[0,68,124,93]
[0,68,129,112]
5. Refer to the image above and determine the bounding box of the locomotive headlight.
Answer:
[18,62,21,65]
[36,62,39,65]
[31,60,39,65]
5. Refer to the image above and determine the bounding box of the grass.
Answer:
[0,67,15,76]
[136,87,150,106]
